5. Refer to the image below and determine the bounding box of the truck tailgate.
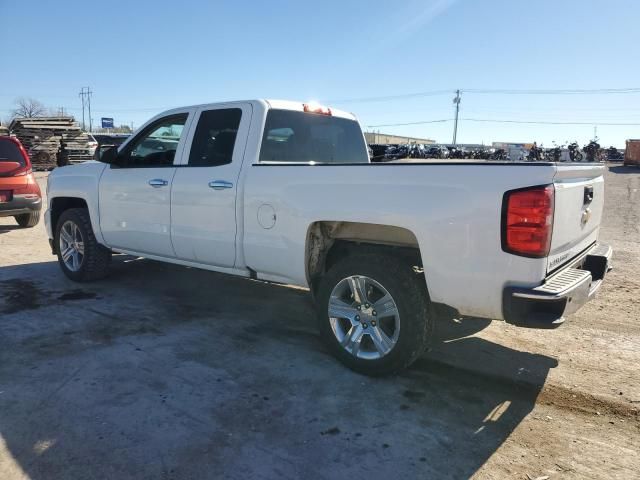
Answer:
[547,163,606,273]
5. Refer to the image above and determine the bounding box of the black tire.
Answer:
[55,208,111,281]
[14,210,40,228]
[316,254,433,376]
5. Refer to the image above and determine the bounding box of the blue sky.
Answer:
[1,0,638,147]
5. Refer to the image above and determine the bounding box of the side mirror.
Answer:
[98,146,119,165]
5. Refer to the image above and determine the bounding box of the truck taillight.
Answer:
[502,185,554,258]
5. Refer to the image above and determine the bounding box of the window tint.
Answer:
[119,114,187,167]
[259,110,368,164]
[0,139,25,166]
[188,108,242,166]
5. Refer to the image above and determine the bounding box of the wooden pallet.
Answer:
[8,117,93,169]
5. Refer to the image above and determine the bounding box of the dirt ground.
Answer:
[0,165,638,479]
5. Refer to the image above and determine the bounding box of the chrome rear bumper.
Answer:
[503,243,612,328]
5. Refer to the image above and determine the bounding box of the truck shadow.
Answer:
[0,257,557,480]
[0,224,22,235]
[609,165,640,174]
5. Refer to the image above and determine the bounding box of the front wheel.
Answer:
[55,208,111,281]
[316,254,433,376]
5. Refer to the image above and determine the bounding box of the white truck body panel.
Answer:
[44,99,607,323]
[548,164,605,273]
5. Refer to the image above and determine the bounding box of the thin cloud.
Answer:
[404,0,459,35]
[377,0,460,48]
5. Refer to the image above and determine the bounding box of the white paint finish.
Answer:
[548,164,606,272]
[242,163,557,319]
[98,107,196,257]
[99,166,177,256]
[46,161,108,244]
[257,204,276,229]
[45,99,608,322]
[170,103,253,267]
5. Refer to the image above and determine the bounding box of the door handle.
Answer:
[208,180,233,190]
[148,179,169,188]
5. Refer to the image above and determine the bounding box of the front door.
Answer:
[170,104,251,268]
[99,111,192,257]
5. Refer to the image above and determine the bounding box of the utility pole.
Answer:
[78,87,93,131]
[79,88,86,130]
[452,89,461,145]
[87,87,93,132]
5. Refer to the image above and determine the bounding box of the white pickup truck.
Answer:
[45,99,612,375]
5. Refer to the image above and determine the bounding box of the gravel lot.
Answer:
[0,165,638,479]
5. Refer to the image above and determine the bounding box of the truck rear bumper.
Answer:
[503,243,612,328]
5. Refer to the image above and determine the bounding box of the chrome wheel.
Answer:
[328,275,400,360]
[59,220,84,272]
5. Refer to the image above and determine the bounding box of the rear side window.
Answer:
[0,139,26,166]
[259,110,368,164]
[188,108,242,167]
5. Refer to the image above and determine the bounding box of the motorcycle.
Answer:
[583,140,601,162]
[568,142,583,162]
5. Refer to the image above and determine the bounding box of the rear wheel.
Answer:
[55,208,111,281]
[316,254,433,376]
[14,211,40,228]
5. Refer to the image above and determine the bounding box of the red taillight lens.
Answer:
[502,185,554,257]
[303,102,332,116]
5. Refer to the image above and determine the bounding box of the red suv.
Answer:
[0,136,42,227]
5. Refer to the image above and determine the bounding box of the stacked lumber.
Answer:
[8,117,93,170]
[0,125,8,136]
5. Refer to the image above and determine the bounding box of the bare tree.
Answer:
[11,97,47,119]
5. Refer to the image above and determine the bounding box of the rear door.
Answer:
[99,111,193,256]
[547,163,606,272]
[170,103,252,267]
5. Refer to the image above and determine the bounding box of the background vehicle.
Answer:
[45,100,612,375]
[583,140,601,162]
[568,141,583,162]
[606,146,623,161]
[0,136,42,227]
[86,134,99,157]
[93,134,131,160]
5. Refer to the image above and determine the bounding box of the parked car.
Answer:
[86,134,99,157]
[45,99,612,375]
[0,136,42,227]
[92,134,131,160]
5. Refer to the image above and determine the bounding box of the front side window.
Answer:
[188,108,242,167]
[119,114,187,167]
[259,109,368,164]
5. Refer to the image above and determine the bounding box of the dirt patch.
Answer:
[57,290,98,301]
[0,279,46,314]
[538,384,640,421]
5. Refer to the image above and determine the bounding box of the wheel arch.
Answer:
[304,221,425,295]
[50,197,88,234]
[49,196,107,248]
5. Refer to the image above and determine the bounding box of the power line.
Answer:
[366,117,640,128]
[464,87,640,95]
[366,119,452,128]
[327,90,452,104]
[329,86,640,105]
[461,118,640,126]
